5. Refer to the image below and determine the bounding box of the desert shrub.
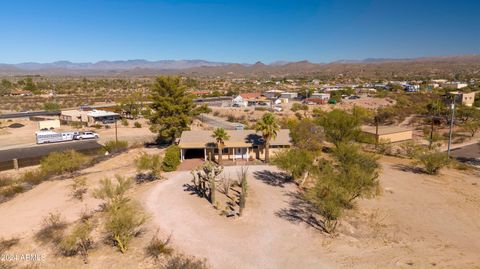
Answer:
[92,175,133,208]
[40,150,88,175]
[145,234,173,260]
[305,143,380,233]
[91,124,103,129]
[163,254,210,269]
[254,107,267,111]
[135,153,163,180]
[0,184,24,199]
[134,121,142,128]
[0,176,15,188]
[20,169,47,185]
[104,202,146,253]
[219,175,233,196]
[291,103,308,112]
[103,140,129,154]
[0,237,19,253]
[70,177,88,201]
[105,125,111,129]
[162,145,181,172]
[121,119,129,126]
[212,111,220,117]
[415,151,449,175]
[59,220,94,263]
[376,138,393,155]
[272,149,314,181]
[399,141,423,158]
[35,212,67,243]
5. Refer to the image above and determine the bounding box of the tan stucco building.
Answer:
[361,126,413,143]
[177,129,291,162]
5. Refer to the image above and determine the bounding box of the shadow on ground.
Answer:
[391,163,424,174]
[275,191,325,231]
[253,170,292,187]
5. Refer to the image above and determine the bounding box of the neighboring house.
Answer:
[264,89,284,98]
[442,82,468,89]
[361,126,413,143]
[232,95,247,107]
[448,91,476,107]
[87,110,120,124]
[280,92,298,100]
[311,92,330,100]
[177,129,291,162]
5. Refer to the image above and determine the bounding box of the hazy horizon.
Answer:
[1,0,479,64]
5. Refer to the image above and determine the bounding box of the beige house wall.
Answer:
[38,119,61,130]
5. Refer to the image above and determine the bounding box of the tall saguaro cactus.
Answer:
[190,161,223,204]
[238,166,248,216]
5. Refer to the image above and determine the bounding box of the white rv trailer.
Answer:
[35,131,76,144]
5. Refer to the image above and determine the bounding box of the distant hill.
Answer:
[0,55,479,78]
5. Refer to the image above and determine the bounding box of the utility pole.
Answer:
[447,102,455,158]
[115,119,118,143]
[429,115,434,150]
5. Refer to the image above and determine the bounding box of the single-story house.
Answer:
[448,91,476,107]
[177,129,292,162]
[280,92,298,100]
[311,92,330,100]
[87,110,120,124]
[264,89,284,99]
[361,126,413,143]
[232,95,247,107]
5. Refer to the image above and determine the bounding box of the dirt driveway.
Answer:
[145,165,334,269]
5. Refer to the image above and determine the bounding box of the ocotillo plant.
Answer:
[238,166,248,216]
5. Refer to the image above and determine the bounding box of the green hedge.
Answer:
[162,145,181,172]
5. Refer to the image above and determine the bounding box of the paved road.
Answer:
[450,142,480,166]
[0,140,103,162]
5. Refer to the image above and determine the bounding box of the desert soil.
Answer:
[0,149,479,269]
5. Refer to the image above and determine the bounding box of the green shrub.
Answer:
[145,234,173,260]
[92,175,133,208]
[59,220,94,263]
[162,145,181,172]
[0,184,24,198]
[415,151,449,175]
[104,202,146,253]
[254,107,267,111]
[135,153,163,179]
[272,149,313,181]
[291,103,308,112]
[91,124,103,129]
[20,169,47,185]
[40,150,88,175]
[133,121,142,128]
[103,140,129,154]
[121,119,129,126]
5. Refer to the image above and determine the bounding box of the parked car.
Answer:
[348,95,361,100]
[74,131,99,140]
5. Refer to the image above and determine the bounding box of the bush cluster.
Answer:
[162,145,181,172]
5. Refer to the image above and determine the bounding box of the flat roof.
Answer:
[361,125,413,135]
[87,110,119,117]
[178,129,291,149]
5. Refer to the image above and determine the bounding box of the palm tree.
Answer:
[212,128,230,165]
[255,113,280,163]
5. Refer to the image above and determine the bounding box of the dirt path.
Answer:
[145,165,333,269]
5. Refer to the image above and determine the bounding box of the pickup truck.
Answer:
[74,131,99,140]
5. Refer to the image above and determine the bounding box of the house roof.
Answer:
[361,125,413,135]
[178,129,291,149]
[87,109,119,118]
[239,92,261,99]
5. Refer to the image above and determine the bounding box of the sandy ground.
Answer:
[145,165,334,269]
[0,149,479,268]
[0,118,155,150]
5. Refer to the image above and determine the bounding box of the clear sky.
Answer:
[0,0,479,64]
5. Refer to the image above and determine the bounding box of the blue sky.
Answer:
[0,0,479,64]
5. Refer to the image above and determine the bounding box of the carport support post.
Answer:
[13,158,18,170]
[204,148,207,161]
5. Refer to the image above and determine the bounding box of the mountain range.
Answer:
[0,55,479,78]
